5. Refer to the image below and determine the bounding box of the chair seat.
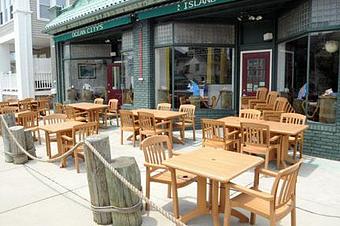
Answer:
[174,122,193,127]
[151,169,196,186]
[141,128,168,136]
[231,192,293,219]
[106,112,119,117]
[204,139,234,149]
[75,116,87,122]
[242,144,277,155]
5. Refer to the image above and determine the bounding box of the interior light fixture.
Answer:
[105,39,111,43]
[325,40,339,53]
[248,16,255,21]
[256,15,263,21]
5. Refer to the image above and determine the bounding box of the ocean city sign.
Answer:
[71,24,104,38]
[177,0,218,11]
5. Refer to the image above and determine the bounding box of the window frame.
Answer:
[0,0,13,26]
[37,0,51,21]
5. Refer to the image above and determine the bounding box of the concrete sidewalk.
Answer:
[1,126,340,226]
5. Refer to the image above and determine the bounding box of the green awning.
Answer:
[136,0,238,20]
[53,16,132,43]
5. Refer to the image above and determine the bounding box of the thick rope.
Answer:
[1,115,187,226]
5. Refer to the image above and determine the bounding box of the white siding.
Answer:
[30,0,50,39]
[0,20,14,38]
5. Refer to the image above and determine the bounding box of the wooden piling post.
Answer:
[83,134,112,225]
[1,114,16,163]
[9,126,28,164]
[106,157,142,226]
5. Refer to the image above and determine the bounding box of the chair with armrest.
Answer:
[251,91,279,109]
[120,110,139,147]
[241,87,268,109]
[173,104,196,141]
[17,111,41,144]
[262,97,289,122]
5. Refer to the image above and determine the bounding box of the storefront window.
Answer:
[155,46,234,109]
[121,51,134,105]
[308,32,339,123]
[277,36,308,115]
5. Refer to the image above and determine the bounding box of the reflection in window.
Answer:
[155,47,234,109]
[121,51,134,105]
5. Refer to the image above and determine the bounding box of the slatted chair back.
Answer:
[0,101,9,109]
[239,109,261,119]
[18,100,32,111]
[240,122,270,148]
[55,103,64,114]
[280,113,306,125]
[274,97,288,111]
[140,135,173,169]
[1,107,18,114]
[23,97,35,102]
[43,114,67,125]
[157,103,171,111]
[72,122,98,144]
[201,119,226,146]
[285,102,296,113]
[108,99,119,112]
[18,111,38,129]
[179,104,195,122]
[266,91,279,106]
[256,87,268,101]
[120,110,137,129]
[64,106,76,119]
[94,98,104,105]
[271,160,303,209]
[138,111,156,133]
[37,98,49,109]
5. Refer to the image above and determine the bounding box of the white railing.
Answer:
[0,72,18,92]
[34,72,52,91]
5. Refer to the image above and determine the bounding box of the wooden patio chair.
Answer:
[201,119,239,151]
[94,98,104,105]
[64,106,87,122]
[224,159,303,226]
[61,122,98,173]
[240,122,281,169]
[239,109,261,120]
[138,111,172,146]
[241,87,268,109]
[37,97,50,116]
[104,99,119,126]
[173,104,196,141]
[157,103,171,111]
[280,113,306,160]
[251,91,279,109]
[1,107,18,114]
[262,97,289,122]
[140,135,196,210]
[0,101,9,109]
[17,111,41,144]
[18,99,32,112]
[120,110,139,147]
[43,114,67,158]
[55,103,64,114]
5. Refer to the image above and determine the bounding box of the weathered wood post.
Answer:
[9,126,28,164]
[83,134,112,225]
[24,131,37,159]
[1,114,16,163]
[106,157,142,226]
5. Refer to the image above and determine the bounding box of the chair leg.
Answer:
[293,143,297,160]
[120,130,123,145]
[167,184,171,198]
[74,151,80,173]
[265,153,269,169]
[192,122,196,141]
[145,171,151,211]
[276,148,281,169]
[270,217,276,226]
[299,141,303,159]
[116,115,119,126]
[250,213,256,225]
[37,130,41,145]
[291,206,296,226]
[132,131,136,147]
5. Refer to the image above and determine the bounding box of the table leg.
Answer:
[281,135,289,168]
[211,180,220,226]
[169,168,180,218]
[44,131,51,158]
[223,183,231,226]
[56,132,66,168]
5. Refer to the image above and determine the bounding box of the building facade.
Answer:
[0,0,72,100]
[46,0,340,160]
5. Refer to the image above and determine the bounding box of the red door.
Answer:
[107,63,123,106]
[241,51,271,96]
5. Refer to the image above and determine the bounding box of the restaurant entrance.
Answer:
[107,63,123,106]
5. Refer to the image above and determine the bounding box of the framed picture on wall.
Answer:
[78,64,96,79]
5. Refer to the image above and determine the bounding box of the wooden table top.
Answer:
[68,102,108,111]
[14,111,31,118]
[163,148,264,183]
[9,100,38,106]
[132,109,187,120]
[218,116,309,136]
[39,120,84,133]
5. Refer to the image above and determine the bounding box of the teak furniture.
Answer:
[261,97,289,122]
[217,116,308,168]
[163,148,264,226]
[138,111,172,146]
[224,160,303,226]
[17,111,41,144]
[68,102,108,124]
[39,120,84,167]
[239,109,261,120]
[105,99,119,126]
[174,104,196,141]
[157,103,171,111]
[280,113,306,160]
[94,98,104,105]
[140,135,196,210]
[201,118,238,151]
[250,91,279,109]
[36,97,50,116]
[1,107,18,114]
[240,122,281,169]
[61,122,98,173]
[55,103,64,114]
[241,87,268,109]
[64,106,87,122]
[43,114,68,158]
[120,110,139,147]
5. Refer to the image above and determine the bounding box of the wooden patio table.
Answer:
[131,109,187,145]
[68,102,108,123]
[39,120,84,167]
[163,148,264,226]
[9,100,38,106]
[217,116,308,167]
